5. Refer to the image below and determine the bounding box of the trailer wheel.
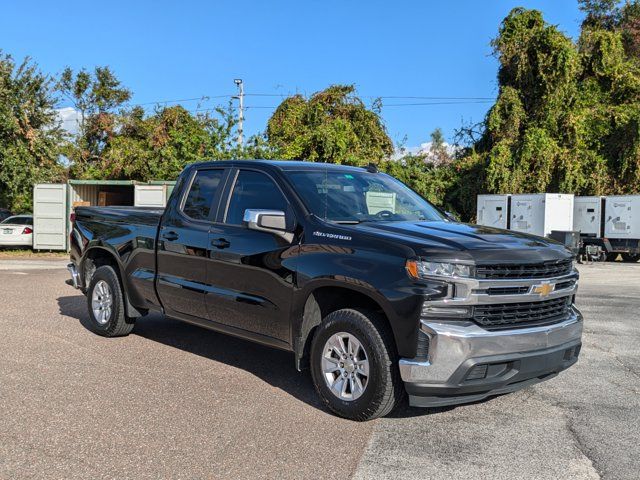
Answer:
[86,265,135,337]
[606,253,619,262]
[621,253,640,263]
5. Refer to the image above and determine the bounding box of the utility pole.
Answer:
[233,78,244,147]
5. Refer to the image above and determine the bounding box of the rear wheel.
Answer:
[86,265,135,337]
[621,253,640,263]
[310,308,404,421]
[606,253,619,262]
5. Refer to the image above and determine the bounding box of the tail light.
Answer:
[70,212,76,223]
[22,227,33,234]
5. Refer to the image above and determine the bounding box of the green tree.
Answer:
[57,66,132,176]
[0,52,64,211]
[451,5,640,220]
[266,84,393,165]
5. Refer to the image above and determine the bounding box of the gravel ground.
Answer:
[0,260,638,479]
[0,265,372,480]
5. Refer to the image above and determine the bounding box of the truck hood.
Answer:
[350,220,572,264]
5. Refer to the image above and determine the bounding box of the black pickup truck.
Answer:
[67,160,583,420]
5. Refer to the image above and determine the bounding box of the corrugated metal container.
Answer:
[33,179,176,250]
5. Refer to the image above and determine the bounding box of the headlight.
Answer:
[406,260,473,279]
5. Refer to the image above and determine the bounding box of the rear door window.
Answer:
[182,169,225,221]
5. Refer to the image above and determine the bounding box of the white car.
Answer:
[0,215,34,248]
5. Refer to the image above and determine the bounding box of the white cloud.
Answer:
[392,141,458,161]
[56,107,82,135]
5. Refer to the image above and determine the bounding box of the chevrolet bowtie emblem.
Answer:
[532,283,554,297]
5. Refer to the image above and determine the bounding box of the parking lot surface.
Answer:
[0,260,638,479]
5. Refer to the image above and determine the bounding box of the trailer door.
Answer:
[606,198,632,237]
[479,198,508,229]
[33,183,67,250]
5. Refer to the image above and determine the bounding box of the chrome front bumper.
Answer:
[400,308,582,383]
[398,306,583,407]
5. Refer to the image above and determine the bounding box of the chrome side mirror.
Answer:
[243,209,294,242]
[445,211,459,222]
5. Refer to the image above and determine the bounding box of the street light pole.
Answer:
[234,79,244,147]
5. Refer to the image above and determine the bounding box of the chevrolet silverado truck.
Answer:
[67,160,583,421]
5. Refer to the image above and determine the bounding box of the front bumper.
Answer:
[399,307,583,407]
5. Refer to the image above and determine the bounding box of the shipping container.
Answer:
[33,180,175,250]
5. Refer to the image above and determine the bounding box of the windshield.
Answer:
[285,169,445,223]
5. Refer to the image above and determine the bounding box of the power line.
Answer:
[382,100,494,107]
[125,93,496,108]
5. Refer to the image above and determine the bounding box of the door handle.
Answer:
[211,238,231,249]
[162,231,179,241]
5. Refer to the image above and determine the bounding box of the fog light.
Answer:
[466,364,488,380]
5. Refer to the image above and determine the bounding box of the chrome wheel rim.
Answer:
[321,332,370,401]
[91,280,113,325]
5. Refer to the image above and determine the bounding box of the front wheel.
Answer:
[621,253,640,263]
[86,265,135,337]
[310,309,404,421]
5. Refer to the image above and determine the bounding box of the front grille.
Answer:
[486,286,530,295]
[475,259,573,279]
[473,297,572,330]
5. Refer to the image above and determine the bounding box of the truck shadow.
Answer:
[56,294,324,412]
[57,294,468,419]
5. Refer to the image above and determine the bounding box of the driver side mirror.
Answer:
[243,209,294,242]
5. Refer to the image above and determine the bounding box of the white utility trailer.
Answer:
[509,193,574,237]
[476,194,510,229]
[33,180,174,251]
[573,196,604,237]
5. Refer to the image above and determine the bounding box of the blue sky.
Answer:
[1,1,583,148]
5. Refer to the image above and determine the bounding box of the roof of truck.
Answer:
[191,159,372,172]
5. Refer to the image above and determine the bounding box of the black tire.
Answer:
[621,253,640,263]
[86,265,135,337]
[605,253,619,262]
[310,308,404,421]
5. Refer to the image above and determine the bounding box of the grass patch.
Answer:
[0,248,68,259]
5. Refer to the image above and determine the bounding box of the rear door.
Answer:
[204,168,297,343]
[33,183,67,250]
[605,198,632,237]
[156,167,229,320]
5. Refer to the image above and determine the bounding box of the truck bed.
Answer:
[74,206,164,225]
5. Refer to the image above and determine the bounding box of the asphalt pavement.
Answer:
[0,260,638,479]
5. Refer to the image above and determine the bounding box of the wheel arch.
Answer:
[81,246,144,318]
[294,283,397,371]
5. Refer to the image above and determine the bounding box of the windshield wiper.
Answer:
[332,220,362,224]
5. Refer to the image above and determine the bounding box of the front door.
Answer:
[156,167,228,320]
[204,168,297,343]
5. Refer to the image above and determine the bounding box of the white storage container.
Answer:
[604,195,640,238]
[476,194,509,229]
[510,193,574,237]
[573,196,604,237]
